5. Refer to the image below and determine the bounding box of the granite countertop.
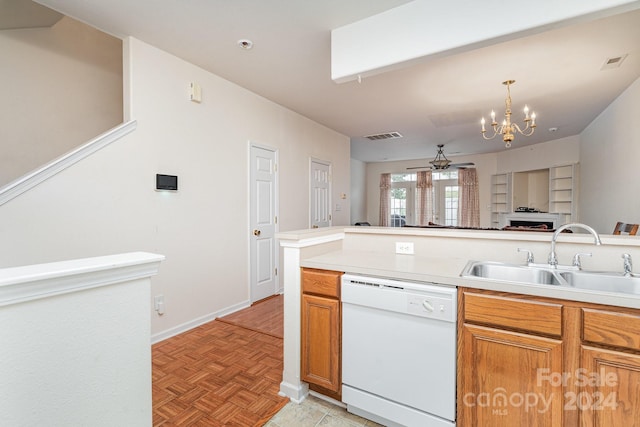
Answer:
[301,249,640,309]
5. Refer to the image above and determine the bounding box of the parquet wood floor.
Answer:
[218,295,283,339]
[152,296,288,426]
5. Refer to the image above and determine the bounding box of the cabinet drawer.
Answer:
[301,268,342,298]
[583,308,640,351]
[464,292,563,337]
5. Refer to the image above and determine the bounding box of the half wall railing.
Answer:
[0,120,137,207]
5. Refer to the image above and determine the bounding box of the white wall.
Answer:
[350,158,367,224]
[495,135,580,173]
[580,77,640,234]
[0,37,350,337]
[0,17,122,186]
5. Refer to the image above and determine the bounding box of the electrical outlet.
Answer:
[395,242,414,255]
[154,295,165,315]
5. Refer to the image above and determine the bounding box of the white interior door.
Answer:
[250,144,278,303]
[310,159,331,228]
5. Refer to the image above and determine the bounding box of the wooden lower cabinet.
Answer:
[579,345,640,426]
[579,307,640,425]
[459,323,563,426]
[300,268,343,400]
[301,293,340,392]
[458,288,640,427]
[458,291,564,426]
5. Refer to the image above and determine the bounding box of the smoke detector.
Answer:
[237,39,253,50]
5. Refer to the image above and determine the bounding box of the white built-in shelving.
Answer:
[549,164,577,224]
[491,173,512,227]
[490,164,578,228]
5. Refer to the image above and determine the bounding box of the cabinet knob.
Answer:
[253,229,261,236]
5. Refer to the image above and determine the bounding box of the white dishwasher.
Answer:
[341,274,457,427]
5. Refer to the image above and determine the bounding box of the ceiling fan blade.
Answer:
[406,162,474,171]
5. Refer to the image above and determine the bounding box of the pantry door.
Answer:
[310,159,331,228]
[249,144,278,302]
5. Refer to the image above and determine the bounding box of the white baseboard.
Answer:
[279,380,309,403]
[216,299,252,318]
[150,299,251,344]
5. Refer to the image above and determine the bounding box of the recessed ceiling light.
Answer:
[549,127,558,132]
[237,39,253,50]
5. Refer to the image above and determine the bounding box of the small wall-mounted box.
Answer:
[189,82,202,103]
[156,174,178,191]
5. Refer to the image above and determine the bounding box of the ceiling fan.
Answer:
[407,144,475,171]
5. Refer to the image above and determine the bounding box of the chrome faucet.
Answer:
[517,248,534,265]
[572,253,592,270]
[548,223,602,267]
[623,253,633,276]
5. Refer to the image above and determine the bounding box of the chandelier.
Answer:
[481,80,536,148]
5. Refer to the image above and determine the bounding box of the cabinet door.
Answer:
[301,293,340,393]
[579,346,640,426]
[458,323,564,427]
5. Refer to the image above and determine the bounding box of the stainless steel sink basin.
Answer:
[462,261,640,295]
[461,261,564,286]
[558,271,640,294]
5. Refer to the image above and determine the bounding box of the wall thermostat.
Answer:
[156,174,178,191]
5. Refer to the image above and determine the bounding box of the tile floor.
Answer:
[266,394,384,427]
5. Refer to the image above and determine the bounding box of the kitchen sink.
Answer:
[558,271,640,294]
[462,261,640,295]
[461,261,563,286]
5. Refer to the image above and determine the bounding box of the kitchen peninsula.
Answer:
[278,226,640,426]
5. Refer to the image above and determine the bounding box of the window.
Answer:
[433,171,458,226]
[443,184,459,226]
[390,173,416,226]
[388,172,459,227]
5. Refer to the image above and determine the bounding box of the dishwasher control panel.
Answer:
[407,293,455,322]
[341,274,457,323]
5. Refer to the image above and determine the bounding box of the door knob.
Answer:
[253,229,261,236]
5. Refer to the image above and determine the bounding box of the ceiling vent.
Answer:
[364,132,403,141]
[601,54,628,70]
